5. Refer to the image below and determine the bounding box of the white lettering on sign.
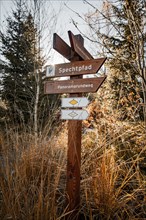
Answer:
[59,64,92,74]
[57,83,93,90]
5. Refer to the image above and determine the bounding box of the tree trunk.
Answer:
[34,70,40,140]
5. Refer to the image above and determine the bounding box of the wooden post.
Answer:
[66,118,82,218]
[50,31,107,219]
[65,36,83,219]
[66,79,82,217]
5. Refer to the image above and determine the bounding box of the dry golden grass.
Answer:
[0,118,146,220]
[80,146,146,219]
[80,103,146,219]
[0,128,67,220]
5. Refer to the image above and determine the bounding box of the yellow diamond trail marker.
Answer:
[69,99,78,106]
[61,97,89,108]
[61,109,89,120]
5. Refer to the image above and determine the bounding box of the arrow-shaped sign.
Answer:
[61,109,89,120]
[68,31,93,60]
[45,58,107,78]
[53,32,93,61]
[61,97,89,108]
[53,33,73,61]
[44,76,106,94]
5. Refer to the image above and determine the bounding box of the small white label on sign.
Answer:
[61,97,89,108]
[46,65,55,77]
[61,109,89,120]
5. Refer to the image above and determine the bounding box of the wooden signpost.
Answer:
[45,58,106,78]
[53,33,73,60]
[68,30,93,60]
[44,30,107,219]
[44,77,106,94]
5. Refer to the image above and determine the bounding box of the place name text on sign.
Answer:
[59,64,92,74]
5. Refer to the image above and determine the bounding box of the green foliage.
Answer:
[0,6,39,124]
[0,2,60,132]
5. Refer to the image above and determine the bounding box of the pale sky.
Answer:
[0,0,103,64]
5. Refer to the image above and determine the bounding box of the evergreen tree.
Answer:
[0,1,60,132]
[104,0,145,120]
[0,2,40,124]
[83,0,145,121]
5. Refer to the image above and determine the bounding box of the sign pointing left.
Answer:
[53,33,72,61]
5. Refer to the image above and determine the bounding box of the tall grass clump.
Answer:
[80,103,146,219]
[0,127,67,220]
[0,112,146,220]
[80,147,145,219]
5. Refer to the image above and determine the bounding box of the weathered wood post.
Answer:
[65,39,83,219]
[44,30,107,220]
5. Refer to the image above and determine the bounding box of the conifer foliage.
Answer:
[0,1,41,124]
[105,0,145,121]
[0,1,60,132]
[84,0,146,121]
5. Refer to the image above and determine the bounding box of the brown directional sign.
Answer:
[68,30,93,60]
[44,77,106,94]
[46,58,107,78]
[53,32,92,61]
[53,33,73,61]
[46,31,107,220]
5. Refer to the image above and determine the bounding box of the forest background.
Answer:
[0,0,146,219]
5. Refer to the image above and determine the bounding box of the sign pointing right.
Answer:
[44,76,106,94]
[61,109,89,120]
[61,97,89,108]
[45,58,107,78]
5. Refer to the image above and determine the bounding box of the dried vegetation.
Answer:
[0,103,146,219]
